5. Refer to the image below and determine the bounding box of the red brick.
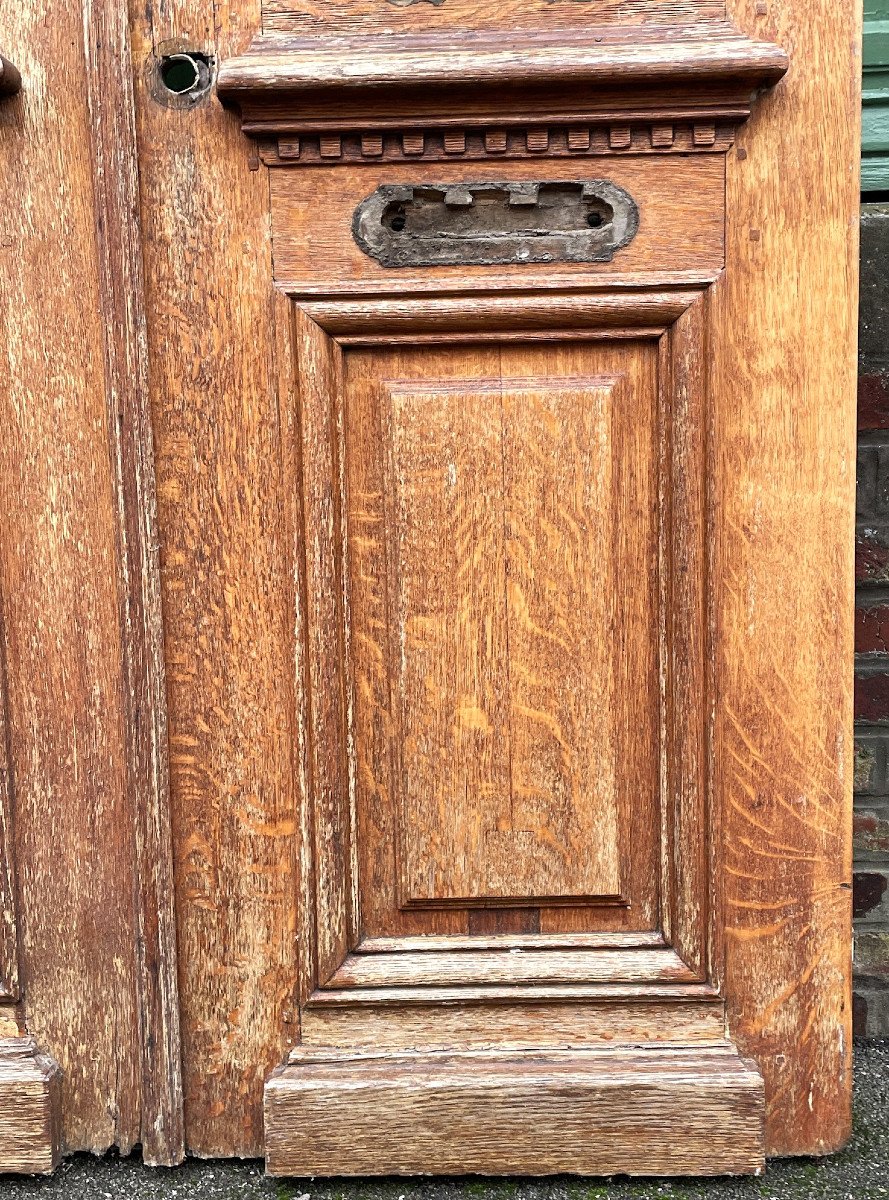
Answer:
[859,372,889,431]
[855,809,889,853]
[854,870,889,918]
[856,605,889,652]
[856,530,889,583]
[855,672,889,721]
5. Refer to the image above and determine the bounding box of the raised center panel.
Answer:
[346,342,659,920]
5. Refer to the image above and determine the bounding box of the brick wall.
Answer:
[855,202,889,1035]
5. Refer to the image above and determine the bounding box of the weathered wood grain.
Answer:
[299,995,727,1050]
[0,0,144,1154]
[219,26,787,106]
[265,1044,765,1177]
[269,157,726,295]
[382,376,624,905]
[129,0,301,1157]
[262,0,726,36]
[0,1039,61,1175]
[82,0,184,1165]
[344,340,661,939]
[0,600,18,1002]
[0,1009,18,1039]
[714,0,860,1158]
[326,948,696,989]
[0,0,854,1171]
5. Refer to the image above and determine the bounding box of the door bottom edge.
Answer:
[263,1040,765,1178]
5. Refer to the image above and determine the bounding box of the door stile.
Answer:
[83,0,185,1164]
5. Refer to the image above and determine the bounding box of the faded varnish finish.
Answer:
[269,156,726,293]
[384,375,623,904]
[263,0,725,34]
[0,0,858,1175]
[265,1045,765,1177]
[716,0,860,1157]
[0,0,156,1159]
[129,0,301,1158]
[346,343,660,926]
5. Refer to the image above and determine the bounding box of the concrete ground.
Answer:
[0,1042,886,1200]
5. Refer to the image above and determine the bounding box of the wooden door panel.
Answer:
[292,292,708,1006]
[380,371,629,905]
[346,340,661,939]
[0,0,858,1175]
[269,156,726,294]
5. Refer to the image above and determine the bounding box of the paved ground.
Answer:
[0,1042,885,1200]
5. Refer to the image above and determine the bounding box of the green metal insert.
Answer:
[864,0,889,191]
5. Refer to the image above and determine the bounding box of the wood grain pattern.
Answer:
[383,376,623,905]
[0,0,854,1170]
[0,0,144,1155]
[0,599,18,1002]
[344,340,661,939]
[262,0,726,36]
[0,1008,19,1039]
[326,948,697,989]
[0,1039,61,1175]
[218,26,786,117]
[307,980,721,1006]
[714,0,860,1157]
[659,292,710,979]
[269,157,726,295]
[299,996,728,1050]
[290,293,713,1048]
[129,0,300,1157]
[265,1044,765,1177]
[82,0,184,1164]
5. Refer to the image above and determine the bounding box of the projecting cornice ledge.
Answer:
[217,24,788,166]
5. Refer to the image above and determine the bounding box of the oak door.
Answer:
[0,0,858,1177]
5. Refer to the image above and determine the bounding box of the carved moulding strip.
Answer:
[260,121,736,167]
[0,1038,62,1174]
[217,26,787,164]
[0,602,19,1003]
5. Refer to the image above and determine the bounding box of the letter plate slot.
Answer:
[352,180,639,268]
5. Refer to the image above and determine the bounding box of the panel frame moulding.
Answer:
[281,286,716,1025]
[262,279,762,1180]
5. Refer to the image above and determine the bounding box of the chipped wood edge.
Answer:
[0,1038,62,1175]
[83,0,184,1166]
